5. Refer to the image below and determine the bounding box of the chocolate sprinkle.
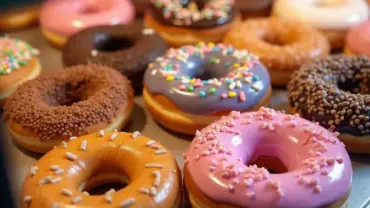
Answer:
[4,65,134,141]
[62,24,167,90]
[288,55,370,136]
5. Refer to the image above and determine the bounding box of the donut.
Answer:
[39,0,135,48]
[0,3,40,31]
[345,21,370,57]
[133,0,150,15]
[3,65,134,153]
[143,42,271,135]
[272,0,369,49]
[184,107,352,208]
[20,131,182,208]
[0,37,42,105]
[223,17,330,86]
[235,0,273,19]
[288,55,370,154]
[63,24,167,91]
[144,0,241,47]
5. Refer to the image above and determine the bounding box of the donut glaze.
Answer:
[273,0,369,30]
[184,108,352,208]
[144,42,271,114]
[346,21,370,56]
[21,131,182,208]
[40,0,135,37]
[148,0,236,29]
[63,24,167,90]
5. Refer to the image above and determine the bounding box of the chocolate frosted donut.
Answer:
[144,42,271,134]
[4,64,134,153]
[236,0,273,18]
[288,55,370,153]
[62,24,167,90]
[148,0,236,29]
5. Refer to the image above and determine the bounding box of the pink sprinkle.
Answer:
[321,169,329,175]
[221,93,227,99]
[314,185,322,193]
[194,82,203,87]
[244,178,254,187]
[336,156,344,164]
[232,179,240,185]
[239,92,246,102]
[222,171,230,179]
[327,158,335,165]
[195,155,200,161]
[201,150,210,156]
[178,85,186,91]
[246,192,255,200]
[228,184,235,193]
[209,166,216,172]
[277,188,284,197]
[298,177,308,185]
[309,179,319,186]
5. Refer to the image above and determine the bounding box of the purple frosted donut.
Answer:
[143,42,271,134]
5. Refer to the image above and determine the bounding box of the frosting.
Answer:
[148,0,236,29]
[273,0,369,30]
[144,42,271,115]
[346,21,370,57]
[184,107,352,208]
[0,37,39,75]
[40,0,135,37]
[288,55,370,137]
[236,0,272,12]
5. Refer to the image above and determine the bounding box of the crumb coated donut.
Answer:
[236,0,273,19]
[184,108,352,208]
[0,36,42,105]
[272,0,369,49]
[20,131,182,208]
[288,55,370,154]
[144,42,271,135]
[3,65,134,153]
[63,24,167,90]
[223,17,330,86]
[144,0,241,47]
[345,21,370,57]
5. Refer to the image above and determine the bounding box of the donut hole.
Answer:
[336,70,370,94]
[248,155,289,174]
[262,34,287,46]
[183,57,228,80]
[94,34,135,52]
[44,81,90,106]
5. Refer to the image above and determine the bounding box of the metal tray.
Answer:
[1,27,370,208]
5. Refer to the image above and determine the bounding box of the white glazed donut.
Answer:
[272,0,369,49]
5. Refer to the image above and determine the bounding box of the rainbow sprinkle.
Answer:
[0,37,38,75]
[149,42,260,101]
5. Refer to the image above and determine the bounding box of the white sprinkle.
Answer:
[120,198,136,207]
[69,136,77,141]
[82,191,89,196]
[151,69,157,75]
[132,131,141,138]
[153,171,161,187]
[155,149,167,155]
[113,129,118,132]
[55,169,65,175]
[91,50,98,56]
[150,186,156,196]
[145,163,164,169]
[143,28,155,35]
[39,176,52,185]
[229,82,235,90]
[139,187,150,194]
[105,194,113,203]
[235,80,242,88]
[252,81,263,91]
[24,195,32,203]
[106,188,116,195]
[51,202,59,208]
[51,177,62,184]
[80,140,87,151]
[61,141,67,148]
[62,189,72,196]
[72,196,82,204]
[146,140,156,146]
[30,166,38,176]
[151,144,161,149]
[99,130,105,137]
[244,76,252,83]
[50,165,60,171]
[110,133,118,141]
[66,152,77,161]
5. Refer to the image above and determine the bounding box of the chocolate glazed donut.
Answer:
[62,24,167,91]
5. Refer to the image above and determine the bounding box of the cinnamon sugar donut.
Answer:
[21,131,182,208]
[288,55,370,154]
[3,65,134,153]
[224,17,330,86]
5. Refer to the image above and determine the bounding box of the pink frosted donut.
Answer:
[184,107,352,208]
[346,21,370,57]
[40,0,135,48]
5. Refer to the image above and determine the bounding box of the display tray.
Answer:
[1,27,370,208]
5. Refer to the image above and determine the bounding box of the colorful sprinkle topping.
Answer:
[0,37,38,75]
